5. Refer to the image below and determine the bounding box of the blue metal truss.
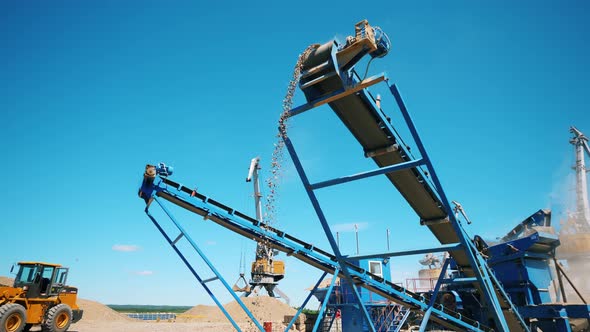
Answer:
[136,78,530,332]
[133,21,585,331]
[145,196,265,332]
[283,72,529,332]
[137,42,528,332]
[313,269,340,332]
[284,271,328,331]
[139,175,494,332]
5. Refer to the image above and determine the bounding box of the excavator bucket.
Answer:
[232,274,251,293]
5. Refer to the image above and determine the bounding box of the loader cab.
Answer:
[13,262,69,298]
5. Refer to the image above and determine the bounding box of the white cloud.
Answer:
[112,244,141,252]
[133,271,154,276]
[331,222,369,233]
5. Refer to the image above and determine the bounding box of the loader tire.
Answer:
[42,304,72,332]
[0,303,26,332]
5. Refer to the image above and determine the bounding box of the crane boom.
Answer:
[243,157,287,300]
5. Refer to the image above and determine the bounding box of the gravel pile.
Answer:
[77,299,134,321]
[184,296,298,324]
[0,276,131,322]
[0,276,14,286]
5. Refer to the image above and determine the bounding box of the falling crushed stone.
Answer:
[263,44,319,229]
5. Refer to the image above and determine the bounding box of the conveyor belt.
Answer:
[301,44,446,222]
[298,41,528,331]
[142,176,493,332]
[300,44,479,270]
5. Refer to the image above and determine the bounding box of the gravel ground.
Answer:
[30,321,254,332]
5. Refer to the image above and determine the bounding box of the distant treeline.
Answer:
[107,305,192,313]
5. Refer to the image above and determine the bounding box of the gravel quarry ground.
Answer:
[27,298,299,332]
[51,321,239,332]
[2,276,305,331]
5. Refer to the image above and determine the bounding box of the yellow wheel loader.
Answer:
[0,262,82,332]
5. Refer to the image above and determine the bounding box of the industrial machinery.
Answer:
[311,211,590,331]
[0,262,83,332]
[446,210,589,331]
[558,127,590,301]
[293,19,526,332]
[234,157,288,302]
[137,21,590,331]
[139,164,495,332]
[566,127,590,232]
[311,258,412,332]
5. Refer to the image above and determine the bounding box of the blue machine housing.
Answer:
[313,258,410,332]
[342,258,393,304]
[487,231,558,306]
[486,227,590,331]
[443,210,590,331]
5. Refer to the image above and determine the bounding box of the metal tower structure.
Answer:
[558,126,590,303]
[569,126,590,232]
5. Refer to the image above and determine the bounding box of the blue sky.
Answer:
[1,1,589,307]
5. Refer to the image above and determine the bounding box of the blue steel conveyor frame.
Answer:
[137,21,531,332]
[145,196,265,332]
[138,174,494,332]
[287,21,529,332]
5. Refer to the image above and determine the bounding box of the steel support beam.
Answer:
[310,158,425,190]
[288,74,386,117]
[556,309,573,332]
[152,197,265,332]
[442,277,478,285]
[284,271,329,332]
[349,243,462,260]
[555,259,586,304]
[419,258,450,332]
[145,207,244,332]
[283,135,377,332]
[388,82,521,332]
[395,310,411,332]
[312,268,340,332]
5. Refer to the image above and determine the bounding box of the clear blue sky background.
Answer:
[1,1,589,307]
